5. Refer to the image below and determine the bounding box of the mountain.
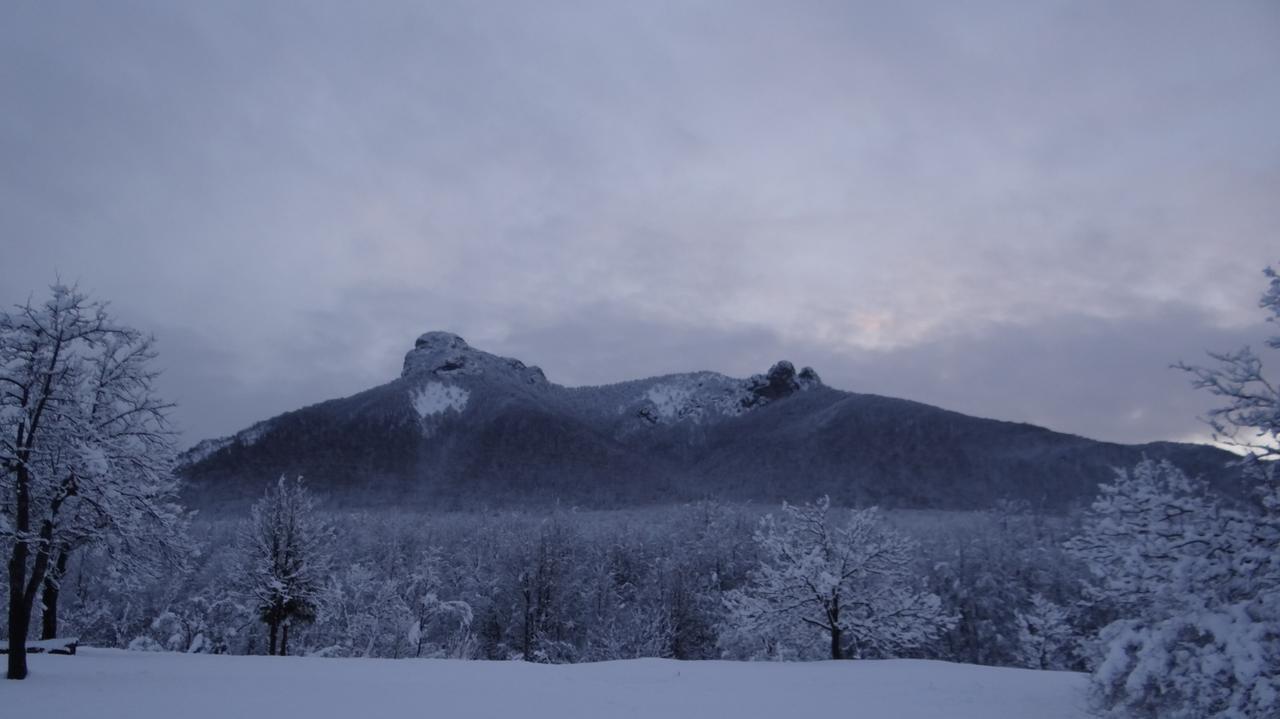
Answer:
[178,331,1238,512]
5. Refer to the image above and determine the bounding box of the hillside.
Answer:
[178,331,1236,511]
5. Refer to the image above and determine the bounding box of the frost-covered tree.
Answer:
[1096,263,1280,718]
[403,549,473,659]
[313,562,412,658]
[1015,593,1077,670]
[1066,462,1230,614]
[237,477,331,656]
[1066,460,1278,717]
[1,284,185,680]
[1175,264,1280,464]
[582,546,670,661]
[37,330,191,640]
[128,593,247,654]
[920,505,1087,669]
[723,497,951,660]
[512,521,587,663]
[408,590,473,659]
[1066,264,1280,719]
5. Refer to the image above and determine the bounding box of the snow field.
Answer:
[4,648,1090,719]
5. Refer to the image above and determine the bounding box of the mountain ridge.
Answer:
[178,332,1238,512]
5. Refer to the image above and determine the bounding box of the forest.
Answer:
[52,499,1085,667]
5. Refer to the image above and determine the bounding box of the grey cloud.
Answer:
[490,302,1268,446]
[152,282,1269,448]
[2,1,1277,446]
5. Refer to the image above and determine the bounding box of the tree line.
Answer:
[44,492,1085,666]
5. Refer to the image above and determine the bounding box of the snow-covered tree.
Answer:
[131,593,247,654]
[405,550,473,659]
[1049,262,1280,716]
[312,562,412,658]
[512,521,587,663]
[1066,461,1231,614]
[237,476,331,656]
[1175,264,1280,464]
[920,505,1087,669]
[1067,263,1280,719]
[408,591,473,659]
[1015,593,1077,670]
[40,331,191,639]
[723,497,952,660]
[2,284,186,680]
[1066,460,1278,717]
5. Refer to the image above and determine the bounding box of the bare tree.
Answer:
[2,284,185,679]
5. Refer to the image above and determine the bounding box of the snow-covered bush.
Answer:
[131,595,248,654]
[1092,605,1278,718]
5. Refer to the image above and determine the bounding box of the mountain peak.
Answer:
[752,360,822,395]
[401,331,547,384]
[414,331,470,352]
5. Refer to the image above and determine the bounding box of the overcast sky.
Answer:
[3,1,1278,447]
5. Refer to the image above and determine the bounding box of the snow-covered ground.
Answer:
[4,648,1090,718]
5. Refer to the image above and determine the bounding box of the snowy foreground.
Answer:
[4,648,1090,719]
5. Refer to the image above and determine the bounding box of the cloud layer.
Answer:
[3,1,1277,445]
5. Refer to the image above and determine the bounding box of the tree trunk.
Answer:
[829,602,843,660]
[521,581,533,660]
[7,544,31,680]
[40,550,70,640]
[7,331,68,681]
[268,620,279,656]
[7,460,33,680]
[281,623,290,657]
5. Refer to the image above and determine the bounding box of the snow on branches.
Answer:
[1175,264,1280,464]
[238,476,332,656]
[722,496,952,660]
[2,283,187,679]
[1068,264,1280,717]
[1067,460,1279,717]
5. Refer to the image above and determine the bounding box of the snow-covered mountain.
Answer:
[178,331,1236,511]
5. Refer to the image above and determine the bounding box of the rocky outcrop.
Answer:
[401,331,547,385]
[741,361,823,408]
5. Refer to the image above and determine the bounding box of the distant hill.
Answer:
[178,331,1238,512]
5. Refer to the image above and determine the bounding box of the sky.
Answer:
[2,0,1278,448]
